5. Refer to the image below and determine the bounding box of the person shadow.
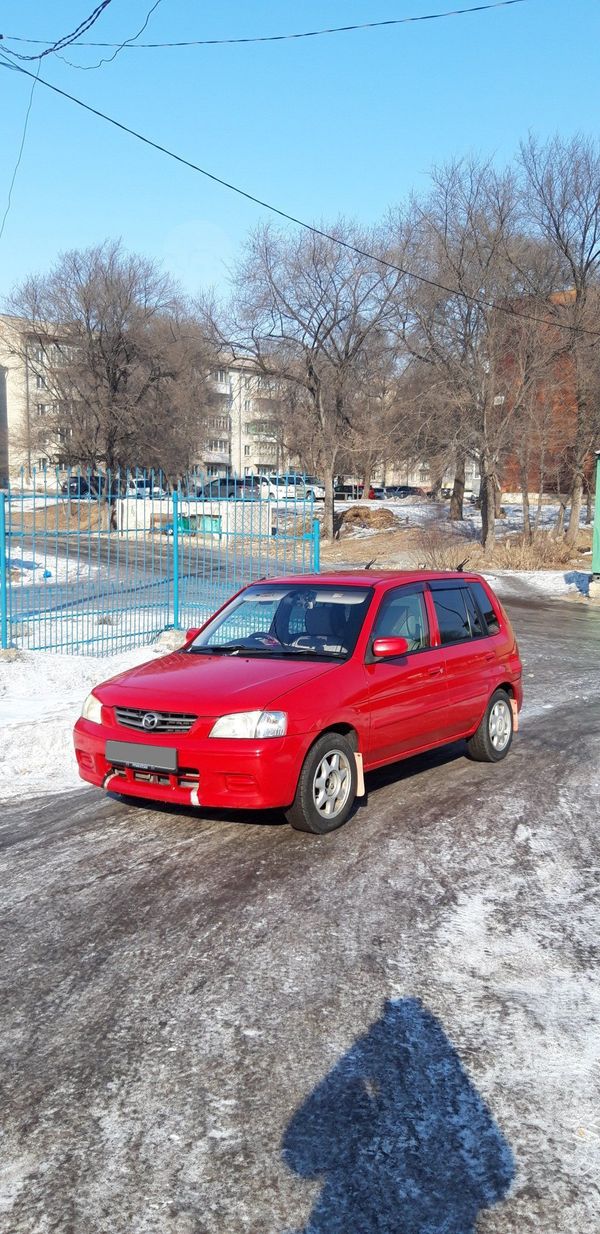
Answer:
[282,998,514,1234]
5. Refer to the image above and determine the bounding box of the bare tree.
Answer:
[393,159,562,551]
[214,222,405,538]
[8,240,215,479]
[520,135,600,544]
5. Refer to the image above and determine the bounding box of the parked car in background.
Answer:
[302,475,325,500]
[384,485,427,499]
[127,477,168,499]
[61,474,112,498]
[197,476,262,500]
[333,482,376,500]
[74,570,522,835]
[259,473,309,499]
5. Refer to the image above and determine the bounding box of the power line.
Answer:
[2,2,114,61]
[0,51,597,341]
[55,0,164,71]
[0,60,40,244]
[0,1,531,51]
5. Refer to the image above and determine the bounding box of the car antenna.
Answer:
[364,558,377,570]
[456,557,470,572]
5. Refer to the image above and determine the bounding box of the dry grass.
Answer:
[407,525,584,572]
[17,502,108,533]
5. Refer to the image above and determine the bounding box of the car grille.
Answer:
[114,707,197,734]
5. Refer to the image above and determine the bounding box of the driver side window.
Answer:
[373,589,429,652]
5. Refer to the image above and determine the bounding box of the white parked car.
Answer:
[259,473,324,500]
[127,477,168,499]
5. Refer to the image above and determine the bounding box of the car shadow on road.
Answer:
[281,997,514,1234]
[107,743,470,830]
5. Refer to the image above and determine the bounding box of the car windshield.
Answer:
[187,583,373,659]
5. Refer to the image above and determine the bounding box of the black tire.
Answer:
[286,733,357,834]
[466,688,514,762]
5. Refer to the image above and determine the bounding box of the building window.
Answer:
[36,374,46,390]
[206,438,229,453]
[36,403,49,417]
[244,445,251,457]
[244,399,252,413]
[33,346,45,364]
[37,457,47,470]
[215,368,227,384]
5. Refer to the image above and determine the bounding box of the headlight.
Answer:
[81,693,103,724]
[209,710,287,739]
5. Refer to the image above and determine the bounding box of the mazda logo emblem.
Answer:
[142,711,160,731]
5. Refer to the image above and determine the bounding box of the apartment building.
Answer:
[0,315,289,484]
[201,360,288,479]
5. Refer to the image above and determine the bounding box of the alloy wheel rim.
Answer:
[489,699,512,751]
[312,750,352,819]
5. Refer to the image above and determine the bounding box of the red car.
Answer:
[74,571,522,834]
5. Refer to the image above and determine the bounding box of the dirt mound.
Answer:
[335,504,399,538]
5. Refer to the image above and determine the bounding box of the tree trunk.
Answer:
[322,468,335,541]
[585,480,592,525]
[494,475,503,518]
[480,470,496,555]
[361,464,372,498]
[554,498,567,538]
[520,463,532,544]
[534,446,545,533]
[565,472,584,545]
[449,452,465,521]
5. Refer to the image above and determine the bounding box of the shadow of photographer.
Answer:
[282,997,514,1233]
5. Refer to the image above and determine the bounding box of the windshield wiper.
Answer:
[277,647,346,659]
[190,644,274,656]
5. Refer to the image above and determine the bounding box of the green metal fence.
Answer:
[0,469,320,655]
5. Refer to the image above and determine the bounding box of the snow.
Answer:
[7,547,98,587]
[485,569,590,600]
[0,645,155,802]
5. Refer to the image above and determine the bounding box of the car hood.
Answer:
[95,651,340,717]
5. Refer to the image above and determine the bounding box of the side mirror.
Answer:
[372,636,409,659]
[185,627,202,642]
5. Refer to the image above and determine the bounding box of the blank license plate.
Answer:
[106,740,178,773]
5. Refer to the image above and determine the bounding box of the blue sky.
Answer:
[0,0,598,302]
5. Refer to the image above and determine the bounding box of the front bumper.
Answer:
[73,718,308,811]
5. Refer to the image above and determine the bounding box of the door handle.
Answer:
[428,665,444,676]
[485,653,495,663]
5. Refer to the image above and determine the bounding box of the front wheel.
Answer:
[286,733,357,834]
[466,688,514,762]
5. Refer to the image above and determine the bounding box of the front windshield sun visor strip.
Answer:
[186,584,374,660]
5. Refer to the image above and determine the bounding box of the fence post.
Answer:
[172,489,180,628]
[312,516,320,573]
[0,491,8,649]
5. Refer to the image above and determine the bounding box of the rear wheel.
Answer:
[286,733,357,834]
[466,688,513,762]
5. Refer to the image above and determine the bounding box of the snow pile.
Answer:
[0,646,154,802]
[485,570,590,600]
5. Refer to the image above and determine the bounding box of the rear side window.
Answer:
[468,581,501,635]
[431,588,471,645]
[463,588,485,637]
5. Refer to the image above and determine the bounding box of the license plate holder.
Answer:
[106,740,178,773]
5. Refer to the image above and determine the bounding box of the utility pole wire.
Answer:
[1,1,114,61]
[0,51,597,340]
[0,60,40,243]
[55,0,164,71]
[1,1,531,51]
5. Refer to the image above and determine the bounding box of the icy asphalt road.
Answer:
[1,597,599,1234]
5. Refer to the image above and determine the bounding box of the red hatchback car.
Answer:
[74,571,522,834]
